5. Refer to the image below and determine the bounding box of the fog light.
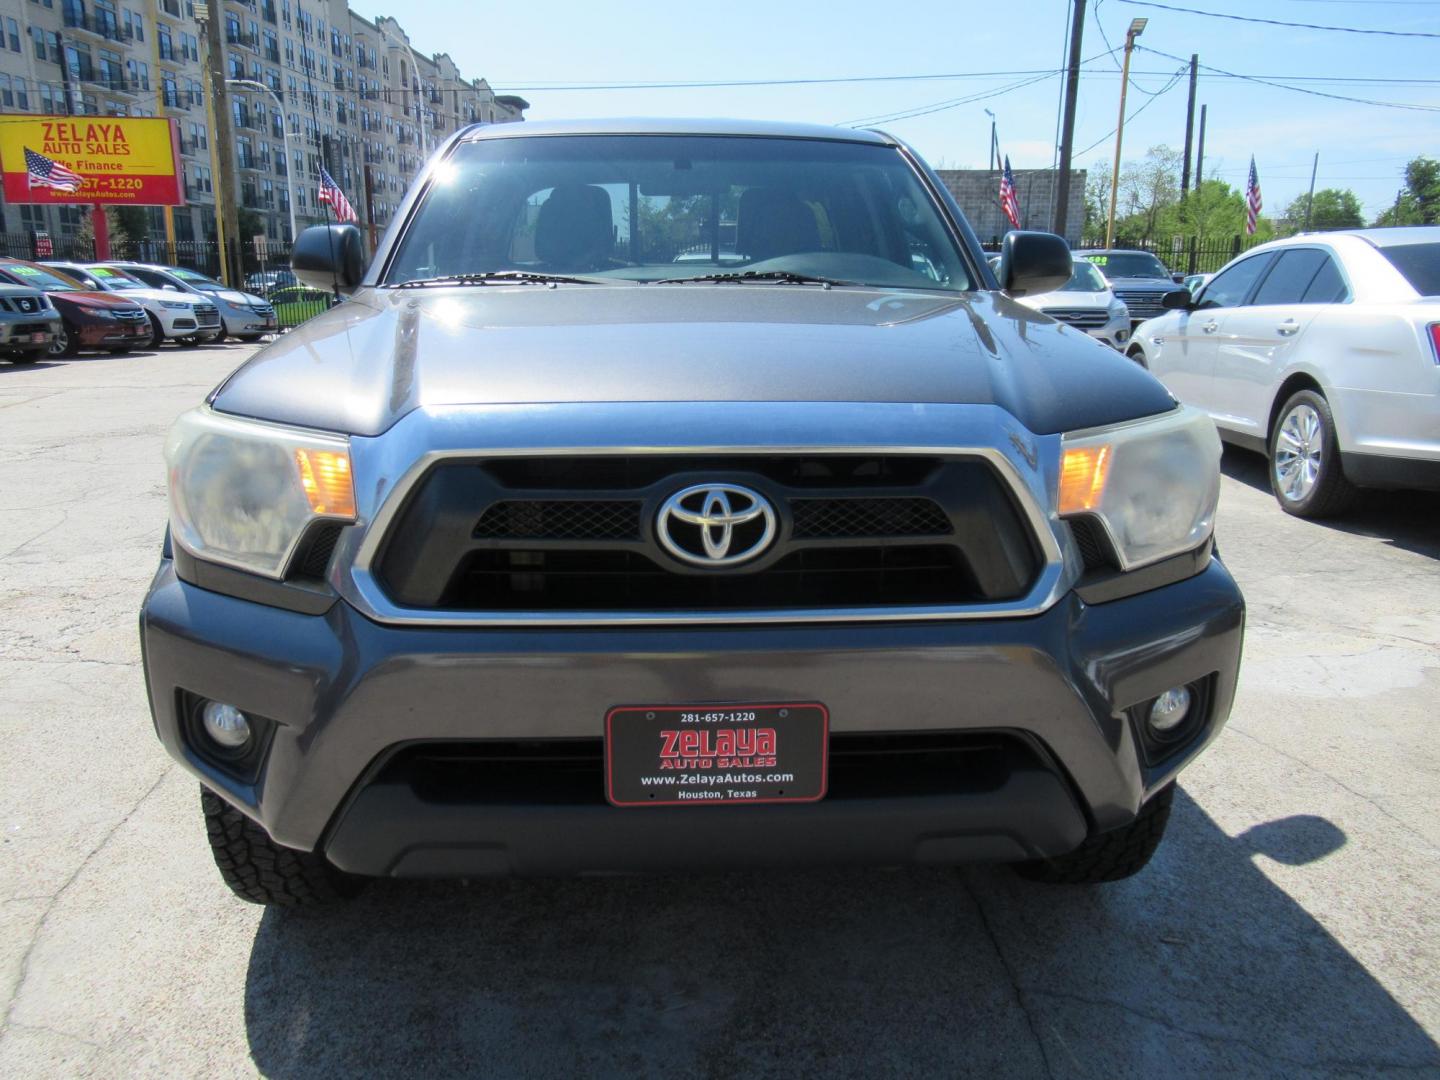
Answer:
[1148,687,1192,733]
[201,701,251,749]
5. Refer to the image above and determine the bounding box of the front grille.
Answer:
[475,500,642,541]
[1041,307,1108,330]
[790,497,951,538]
[13,296,40,313]
[1112,288,1168,320]
[12,323,51,335]
[195,304,220,327]
[114,308,147,323]
[250,303,275,318]
[376,454,1042,614]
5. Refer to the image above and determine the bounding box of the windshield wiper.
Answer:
[649,270,853,288]
[391,271,603,288]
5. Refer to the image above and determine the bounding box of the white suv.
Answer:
[1127,227,1440,517]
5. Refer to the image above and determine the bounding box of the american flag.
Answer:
[318,166,358,224]
[999,155,1021,229]
[1245,156,1263,236]
[25,147,83,193]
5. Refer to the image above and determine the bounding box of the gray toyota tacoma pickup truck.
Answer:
[140,119,1242,905]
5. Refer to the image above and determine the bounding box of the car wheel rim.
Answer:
[1274,403,1323,502]
[48,327,68,356]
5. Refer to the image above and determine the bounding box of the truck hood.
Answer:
[211,284,1175,437]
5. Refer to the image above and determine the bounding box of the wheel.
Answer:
[47,321,78,358]
[237,333,263,342]
[146,313,166,349]
[1269,389,1358,518]
[1015,782,1174,884]
[201,787,362,906]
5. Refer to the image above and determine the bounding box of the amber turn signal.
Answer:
[1058,445,1111,515]
[294,449,356,517]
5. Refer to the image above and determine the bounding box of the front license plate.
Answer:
[29,333,46,343]
[605,703,828,807]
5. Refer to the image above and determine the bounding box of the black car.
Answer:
[141,119,1238,905]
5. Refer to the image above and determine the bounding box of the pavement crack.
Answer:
[0,764,174,1034]
[1226,726,1439,855]
[961,878,1058,1080]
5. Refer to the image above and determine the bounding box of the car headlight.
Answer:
[1058,406,1220,570]
[159,300,193,310]
[165,407,355,579]
[1108,299,1129,320]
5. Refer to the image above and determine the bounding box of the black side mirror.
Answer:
[1161,287,1193,310]
[292,224,366,295]
[1172,273,1186,284]
[997,230,1072,297]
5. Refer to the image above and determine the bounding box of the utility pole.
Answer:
[1053,0,1087,241]
[1304,153,1319,231]
[1194,104,1207,190]
[1104,18,1148,249]
[1180,54,1198,197]
[200,4,242,286]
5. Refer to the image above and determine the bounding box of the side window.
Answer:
[1197,254,1272,310]
[1251,249,1328,306]
[1301,255,1349,304]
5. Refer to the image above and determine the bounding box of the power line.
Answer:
[843,72,1063,127]
[1141,46,1440,112]
[1117,0,1440,37]
[1072,63,1190,158]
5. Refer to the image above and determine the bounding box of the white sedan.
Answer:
[1127,227,1439,517]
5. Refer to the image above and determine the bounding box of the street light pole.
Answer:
[226,79,298,243]
[1104,17,1147,250]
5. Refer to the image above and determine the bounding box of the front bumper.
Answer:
[0,315,61,350]
[1087,316,1130,351]
[75,317,149,347]
[141,555,1245,875]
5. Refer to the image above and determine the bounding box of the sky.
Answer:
[351,0,1439,225]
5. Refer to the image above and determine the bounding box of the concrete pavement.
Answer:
[1,344,1436,1078]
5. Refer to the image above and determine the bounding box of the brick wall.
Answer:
[935,170,1088,246]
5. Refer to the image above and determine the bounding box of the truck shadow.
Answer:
[241,788,1437,1078]
[1222,446,1440,561]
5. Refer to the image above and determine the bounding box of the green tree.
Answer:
[1373,156,1440,226]
[1117,145,1182,244]
[1084,160,1113,239]
[1279,188,1363,234]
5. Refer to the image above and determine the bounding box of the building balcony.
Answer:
[63,12,134,45]
[227,30,260,51]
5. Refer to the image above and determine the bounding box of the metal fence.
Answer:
[1079,235,1268,275]
[0,233,334,332]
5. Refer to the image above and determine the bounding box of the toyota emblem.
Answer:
[656,483,777,567]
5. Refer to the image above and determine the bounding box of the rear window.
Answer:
[1376,242,1440,297]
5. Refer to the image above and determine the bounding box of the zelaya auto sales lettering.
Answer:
[657,727,778,770]
[40,121,132,157]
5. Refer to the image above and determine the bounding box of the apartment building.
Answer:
[0,0,525,243]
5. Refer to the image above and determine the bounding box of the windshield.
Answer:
[1057,261,1109,292]
[2,262,82,290]
[87,265,147,289]
[1080,252,1171,280]
[384,135,973,292]
[171,268,224,290]
[1376,241,1440,296]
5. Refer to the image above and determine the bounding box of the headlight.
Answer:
[89,308,115,319]
[1058,406,1220,570]
[159,300,193,310]
[165,407,355,579]
[1108,299,1129,320]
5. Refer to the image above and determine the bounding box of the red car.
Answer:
[0,259,150,357]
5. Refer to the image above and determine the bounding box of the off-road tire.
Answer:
[201,787,362,906]
[1268,388,1358,519]
[1015,782,1175,884]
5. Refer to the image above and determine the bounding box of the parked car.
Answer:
[105,263,277,340]
[1075,249,1184,327]
[245,268,298,296]
[268,284,335,329]
[42,261,222,349]
[143,118,1243,906]
[1128,227,1440,516]
[1011,258,1131,350]
[0,283,62,363]
[0,259,149,357]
